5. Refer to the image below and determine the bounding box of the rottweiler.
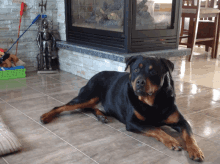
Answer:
[40,55,204,162]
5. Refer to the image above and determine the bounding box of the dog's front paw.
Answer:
[187,144,204,162]
[97,115,108,123]
[163,137,182,151]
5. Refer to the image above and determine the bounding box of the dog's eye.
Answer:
[150,70,157,75]
[134,68,140,73]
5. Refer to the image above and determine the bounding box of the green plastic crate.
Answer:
[0,66,26,80]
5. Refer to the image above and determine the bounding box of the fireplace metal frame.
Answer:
[65,0,182,53]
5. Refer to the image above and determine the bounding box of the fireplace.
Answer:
[65,0,182,53]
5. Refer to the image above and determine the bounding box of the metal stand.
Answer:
[37,70,58,74]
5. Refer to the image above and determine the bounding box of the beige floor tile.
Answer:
[77,134,174,164]
[191,88,220,103]
[184,113,220,139]
[18,147,98,164]
[0,86,44,103]
[49,90,79,104]
[176,95,220,115]
[199,106,220,121]
[6,95,63,113]
[118,126,184,152]
[0,79,27,91]
[31,83,79,96]
[48,73,86,84]
[44,116,121,146]
[1,107,97,164]
[174,81,211,97]
[0,158,8,164]
[16,75,61,87]
[178,57,220,89]
[25,107,86,125]
[153,156,182,164]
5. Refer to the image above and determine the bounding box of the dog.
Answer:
[40,55,204,162]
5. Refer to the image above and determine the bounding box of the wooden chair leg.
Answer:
[179,17,185,44]
[189,15,200,62]
[187,18,194,48]
[211,14,219,58]
[205,45,209,52]
[214,13,220,59]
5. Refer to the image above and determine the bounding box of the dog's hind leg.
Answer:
[40,96,99,124]
[93,108,108,123]
[90,102,108,123]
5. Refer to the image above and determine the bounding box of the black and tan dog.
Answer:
[40,55,204,162]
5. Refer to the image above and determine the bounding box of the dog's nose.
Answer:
[136,78,146,88]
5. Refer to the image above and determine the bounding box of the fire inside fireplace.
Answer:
[65,0,181,53]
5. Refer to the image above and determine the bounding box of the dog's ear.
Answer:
[160,58,174,73]
[124,55,143,72]
[160,58,175,97]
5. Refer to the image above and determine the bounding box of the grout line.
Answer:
[184,104,220,117]
[200,113,220,122]
[184,108,213,116]
[2,101,100,164]
[2,157,9,164]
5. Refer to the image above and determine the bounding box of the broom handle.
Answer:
[15,2,25,56]
[15,15,22,56]
[6,14,41,53]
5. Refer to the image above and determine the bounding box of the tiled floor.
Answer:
[1,50,220,163]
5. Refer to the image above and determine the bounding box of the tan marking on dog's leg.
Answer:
[143,128,181,151]
[94,108,108,123]
[41,97,99,124]
[182,129,204,161]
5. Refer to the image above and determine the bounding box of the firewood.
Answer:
[137,0,148,12]
[108,13,120,20]
[95,6,108,20]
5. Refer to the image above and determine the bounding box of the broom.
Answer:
[0,14,41,64]
[15,2,26,56]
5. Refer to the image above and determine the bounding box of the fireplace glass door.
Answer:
[66,0,181,52]
[71,0,124,32]
[135,0,173,30]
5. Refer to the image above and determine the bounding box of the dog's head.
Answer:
[125,55,174,106]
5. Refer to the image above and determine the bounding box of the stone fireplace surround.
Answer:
[56,1,190,80]
[56,41,190,80]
